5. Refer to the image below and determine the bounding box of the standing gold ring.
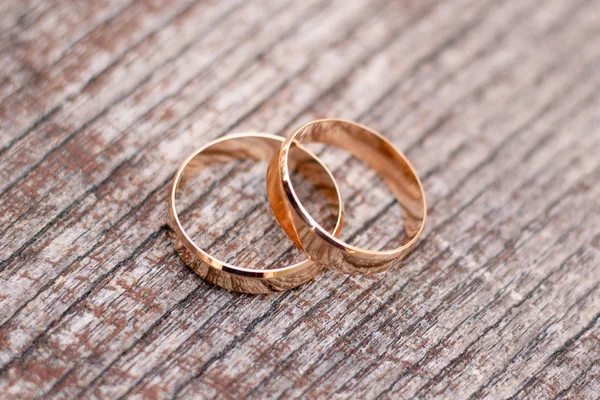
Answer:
[267,119,426,275]
[168,133,344,294]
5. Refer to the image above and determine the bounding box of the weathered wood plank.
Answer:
[0,0,135,102]
[0,0,599,398]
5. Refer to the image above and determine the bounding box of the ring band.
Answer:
[168,133,344,294]
[267,119,426,275]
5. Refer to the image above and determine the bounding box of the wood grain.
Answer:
[1,0,599,398]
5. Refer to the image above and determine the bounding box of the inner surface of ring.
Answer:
[174,135,342,270]
[287,121,425,251]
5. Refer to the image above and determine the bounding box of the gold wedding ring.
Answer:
[168,133,344,294]
[266,119,426,275]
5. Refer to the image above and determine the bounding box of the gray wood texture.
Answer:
[1,0,599,398]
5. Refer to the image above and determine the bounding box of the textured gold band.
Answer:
[168,133,344,294]
[266,119,426,275]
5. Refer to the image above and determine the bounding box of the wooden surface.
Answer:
[1,0,599,398]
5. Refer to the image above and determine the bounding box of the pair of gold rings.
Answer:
[168,119,427,294]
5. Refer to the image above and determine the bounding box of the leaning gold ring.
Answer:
[168,133,344,294]
[267,119,426,275]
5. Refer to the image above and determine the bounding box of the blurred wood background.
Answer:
[1,0,599,398]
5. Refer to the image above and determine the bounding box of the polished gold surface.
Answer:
[168,133,344,294]
[267,119,427,275]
